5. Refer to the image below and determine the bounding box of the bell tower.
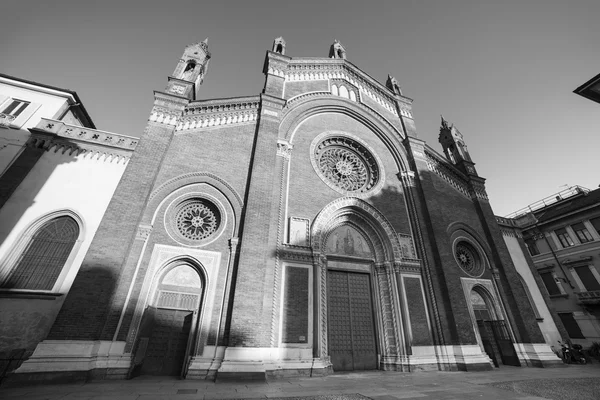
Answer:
[166,39,211,100]
[439,116,478,176]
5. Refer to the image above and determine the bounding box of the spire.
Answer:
[386,75,402,95]
[441,115,450,130]
[438,116,474,170]
[329,40,347,59]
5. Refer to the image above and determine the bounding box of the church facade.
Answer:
[7,38,560,383]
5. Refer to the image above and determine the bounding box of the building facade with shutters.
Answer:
[500,186,600,347]
[0,74,138,378]
[5,38,561,384]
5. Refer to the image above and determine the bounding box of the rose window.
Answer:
[176,200,220,241]
[315,137,379,193]
[455,242,483,277]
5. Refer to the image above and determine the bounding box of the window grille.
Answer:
[2,216,79,290]
[156,290,199,310]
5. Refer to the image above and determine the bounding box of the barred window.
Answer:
[1,216,79,290]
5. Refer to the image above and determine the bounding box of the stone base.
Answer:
[5,342,503,386]
[514,343,564,368]
[380,345,493,372]
[3,340,131,386]
[216,347,332,381]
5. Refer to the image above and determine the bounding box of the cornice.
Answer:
[176,97,260,132]
[424,147,470,198]
[28,118,136,163]
[285,58,412,109]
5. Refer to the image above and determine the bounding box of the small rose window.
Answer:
[175,199,220,241]
[454,241,484,277]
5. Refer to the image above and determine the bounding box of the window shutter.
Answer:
[558,313,585,339]
[540,272,561,296]
[575,266,600,292]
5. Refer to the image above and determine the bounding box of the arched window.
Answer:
[1,216,79,290]
[331,84,338,96]
[339,85,349,99]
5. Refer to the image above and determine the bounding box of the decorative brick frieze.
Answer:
[284,60,412,118]
[176,98,261,132]
[425,149,470,198]
[279,247,314,263]
[27,118,137,163]
[469,180,489,202]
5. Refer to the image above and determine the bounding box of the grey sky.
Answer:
[1,0,598,216]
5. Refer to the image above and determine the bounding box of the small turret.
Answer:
[272,37,286,55]
[329,40,347,59]
[439,116,477,175]
[166,39,211,100]
[386,75,402,96]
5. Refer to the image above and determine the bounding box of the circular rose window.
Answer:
[175,199,220,241]
[454,242,484,277]
[313,136,379,194]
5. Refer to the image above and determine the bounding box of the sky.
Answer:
[1,0,598,216]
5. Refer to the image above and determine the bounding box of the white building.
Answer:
[0,74,138,376]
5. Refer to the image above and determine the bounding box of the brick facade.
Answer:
[10,39,559,384]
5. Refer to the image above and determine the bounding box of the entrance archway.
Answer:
[136,263,203,376]
[312,197,405,372]
[471,286,520,367]
[325,224,378,371]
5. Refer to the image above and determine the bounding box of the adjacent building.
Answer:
[0,74,137,378]
[502,187,600,347]
[2,38,560,384]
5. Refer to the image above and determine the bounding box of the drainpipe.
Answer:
[529,209,574,290]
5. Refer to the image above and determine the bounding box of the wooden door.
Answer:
[327,270,377,371]
[140,308,193,376]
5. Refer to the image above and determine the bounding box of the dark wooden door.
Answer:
[327,270,377,371]
[489,320,521,367]
[140,308,193,376]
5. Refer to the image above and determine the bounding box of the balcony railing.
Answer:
[575,290,600,305]
[0,113,15,128]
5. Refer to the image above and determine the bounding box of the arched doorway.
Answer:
[135,263,203,376]
[471,286,520,367]
[325,224,378,371]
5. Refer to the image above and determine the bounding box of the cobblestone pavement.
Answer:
[1,364,599,400]
[488,377,600,400]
